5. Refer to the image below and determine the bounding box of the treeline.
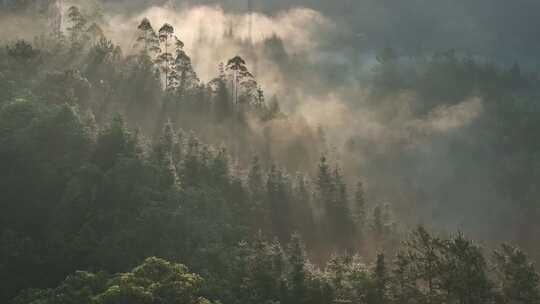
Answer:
[12,228,540,304]
[371,47,539,110]
[1,5,304,170]
[0,95,395,301]
[365,46,540,257]
[0,9,396,300]
[0,6,361,302]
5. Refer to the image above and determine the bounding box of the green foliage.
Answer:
[1,7,540,304]
[13,257,212,304]
[494,244,540,304]
[67,6,88,49]
[6,40,40,64]
[316,156,355,249]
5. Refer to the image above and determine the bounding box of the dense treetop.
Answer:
[1,5,540,304]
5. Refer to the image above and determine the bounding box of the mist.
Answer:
[2,1,540,303]
[89,1,535,244]
[0,0,536,246]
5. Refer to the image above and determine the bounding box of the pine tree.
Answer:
[6,40,39,66]
[370,253,389,304]
[209,147,229,187]
[136,18,160,56]
[493,244,540,304]
[152,120,180,188]
[248,155,265,204]
[174,47,199,98]
[226,56,258,106]
[325,253,349,296]
[316,156,333,203]
[266,95,282,120]
[293,174,316,243]
[332,167,354,248]
[391,252,421,304]
[92,115,139,170]
[157,23,175,89]
[439,233,492,304]
[166,36,185,90]
[372,205,384,238]
[287,233,308,304]
[66,6,88,49]
[243,234,285,303]
[180,132,202,187]
[210,63,232,122]
[255,87,265,109]
[82,110,98,145]
[315,155,334,243]
[266,164,292,242]
[405,226,443,304]
[354,181,367,234]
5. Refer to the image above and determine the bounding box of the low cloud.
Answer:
[105,5,331,59]
[414,97,483,135]
[0,1,515,244]
[298,91,483,152]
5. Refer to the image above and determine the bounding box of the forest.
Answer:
[1,1,540,304]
